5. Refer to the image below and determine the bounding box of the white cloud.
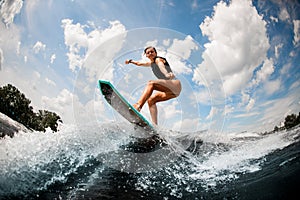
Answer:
[145,40,158,49]
[293,20,300,46]
[253,58,275,85]
[173,117,202,132]
[16,41,21,55]
[33,41,46,54]
[233,111,259,119]
[289,80,300,91]
[61,18,90,71]
[280,63,292,75]
[194,0,269,96]
[246,98,255,112]
[50,54,56,64]
[274,43,283,59]
[240,91,250,106]
[264,79,281,95]
[42,88,105,124]
[166,35,198,75]
[224,104,234,115]
[161,101,181,119]
[61,19,126,76]
[62,19,88,48]
[0,65,62,112]
[34,71,41,79]
[0,0,23,26]
[45,77,56,86]
[258,93,300,131]
[0,19,22,60]
[270,16,278,23]
[191,89,212,106]
[42,89,75,124]
[206,106,217,120]
[191,0,198,10]
[168,35,198,60]
[163,39,170,46]
[278,6,290,22]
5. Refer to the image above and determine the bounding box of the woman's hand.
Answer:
[125,59,132,64]
[166,72,175,80]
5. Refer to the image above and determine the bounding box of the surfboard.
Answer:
[98,80,203,154]
[98,80,154,132]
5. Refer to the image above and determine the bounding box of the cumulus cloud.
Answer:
[293,20,300,46]
[50,54,56,64]
[33,71,40,79]
[33,41,46,54]
[274,43,283,59]
[42,89,76,124]
[168,35,198,60]
[0,0,23,26]
[280,63,291,75]
[192,89,212,105]
[61,19,126,74]
[0,18,22,60]
[278,6,290,22]
[259,91,300,131]
[224,104,234,115]
[252,58,275,86]
[264,79,281,95]
[173,117,202,132]
[42,88,105,124]
[270,16,278,23]
[161,101,181,119]
[166,35,198,74]
[16,41,21,55]
[239,91,250,106]
[194,0,270,96]
[206,106,217,120]
[246,98,255,112]
[45,77,56,86]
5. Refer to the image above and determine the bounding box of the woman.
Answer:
[125,46,181,125]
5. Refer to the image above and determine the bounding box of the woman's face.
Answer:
[145,47,157,60]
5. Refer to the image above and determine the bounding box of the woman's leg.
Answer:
[133,81,155,111]
[147,91,177,125]
[134,80,176,110]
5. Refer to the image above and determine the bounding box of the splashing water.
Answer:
[0,123,299,199]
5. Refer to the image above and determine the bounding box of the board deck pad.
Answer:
[99,80,154,132]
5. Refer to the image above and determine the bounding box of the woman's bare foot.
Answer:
[133,103,141,112]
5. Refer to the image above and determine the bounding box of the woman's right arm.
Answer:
[125,59,151,67]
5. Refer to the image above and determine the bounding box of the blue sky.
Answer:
[0,0,299,133]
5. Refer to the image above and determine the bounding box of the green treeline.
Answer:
[0,84,62,132]
[274,112,300,132]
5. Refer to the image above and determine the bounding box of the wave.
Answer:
[0,123,299,199]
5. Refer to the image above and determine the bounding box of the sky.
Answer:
[0,0,299,133]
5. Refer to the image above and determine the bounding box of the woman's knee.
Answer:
[147,97,156,107]
[147,80,154,88]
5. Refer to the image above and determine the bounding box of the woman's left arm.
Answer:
[125,59,150,67]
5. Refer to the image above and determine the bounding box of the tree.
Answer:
[273,112,300,132]
[37,110,62,132]
[0,84,34,127]
[0,84,62,132]
[273,126,279,132]
[284,113,298,130]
